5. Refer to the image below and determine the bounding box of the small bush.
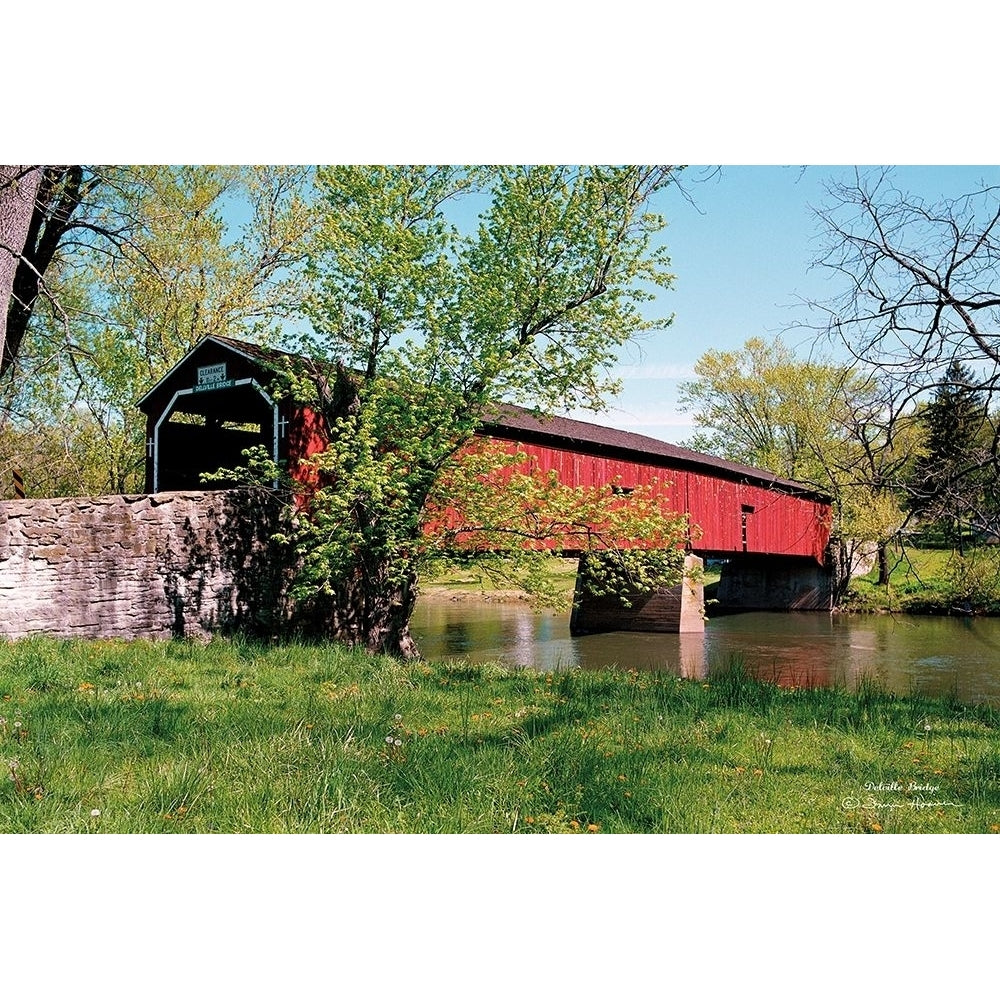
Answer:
[941,549,1000,613]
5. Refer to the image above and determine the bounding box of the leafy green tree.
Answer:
[679,336,926,589]
[0,408,114,500]
[282,164,687,658]
[678,337,843,481]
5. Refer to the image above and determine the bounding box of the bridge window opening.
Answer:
[220,420,262,434]
[611,484,635,496]
[168,412,206,426]
[741,505,755,552]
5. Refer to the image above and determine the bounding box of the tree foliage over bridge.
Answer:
[1,164,691,657]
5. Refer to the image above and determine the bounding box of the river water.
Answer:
[410,598,1000,707]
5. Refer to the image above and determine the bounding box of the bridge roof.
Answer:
[138,336,830,504]
[482,405,831,502]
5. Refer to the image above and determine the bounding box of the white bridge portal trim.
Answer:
[152,378,278,492]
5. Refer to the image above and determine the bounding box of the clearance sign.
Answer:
[195,364,233,392]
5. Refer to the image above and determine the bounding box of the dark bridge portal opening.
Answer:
[155,382,277,491]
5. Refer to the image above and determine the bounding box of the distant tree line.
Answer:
[679,168,1000,588]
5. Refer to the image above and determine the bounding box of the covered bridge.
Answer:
[138,336,835,631]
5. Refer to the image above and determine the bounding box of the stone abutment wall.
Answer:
[716,554,834,611]
[0,490,291,641]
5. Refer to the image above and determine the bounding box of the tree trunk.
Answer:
[0,165,43,373]
[0,165,86,379]
[828,538,852,604]
[876,541,891,587]
[296,363,430,659]
[306,561,422,659]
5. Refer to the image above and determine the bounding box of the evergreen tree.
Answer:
[912,361,992,551]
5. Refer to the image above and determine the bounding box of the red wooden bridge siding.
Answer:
[479,409,831,565]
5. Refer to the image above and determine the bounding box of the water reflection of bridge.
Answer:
[413,597,712,678]
[411,600,1000,707]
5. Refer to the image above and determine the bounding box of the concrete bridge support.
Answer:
[716,554,834,611]
[570,554,705,635]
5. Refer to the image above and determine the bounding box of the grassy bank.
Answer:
[423,557,723,604]
[845,545,1000,615]
[420,558,580,603]
[1,637,997,834]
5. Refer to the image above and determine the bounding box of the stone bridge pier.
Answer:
[570,554,705,635]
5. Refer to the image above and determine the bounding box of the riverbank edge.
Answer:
[421,587,1000,622]
[423,567,999,619]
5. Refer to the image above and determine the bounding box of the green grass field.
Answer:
[2,636,997,833]
[419,557,581,607]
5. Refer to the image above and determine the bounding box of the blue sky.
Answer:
[280,165,999,445]
[563,165,1000,444]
